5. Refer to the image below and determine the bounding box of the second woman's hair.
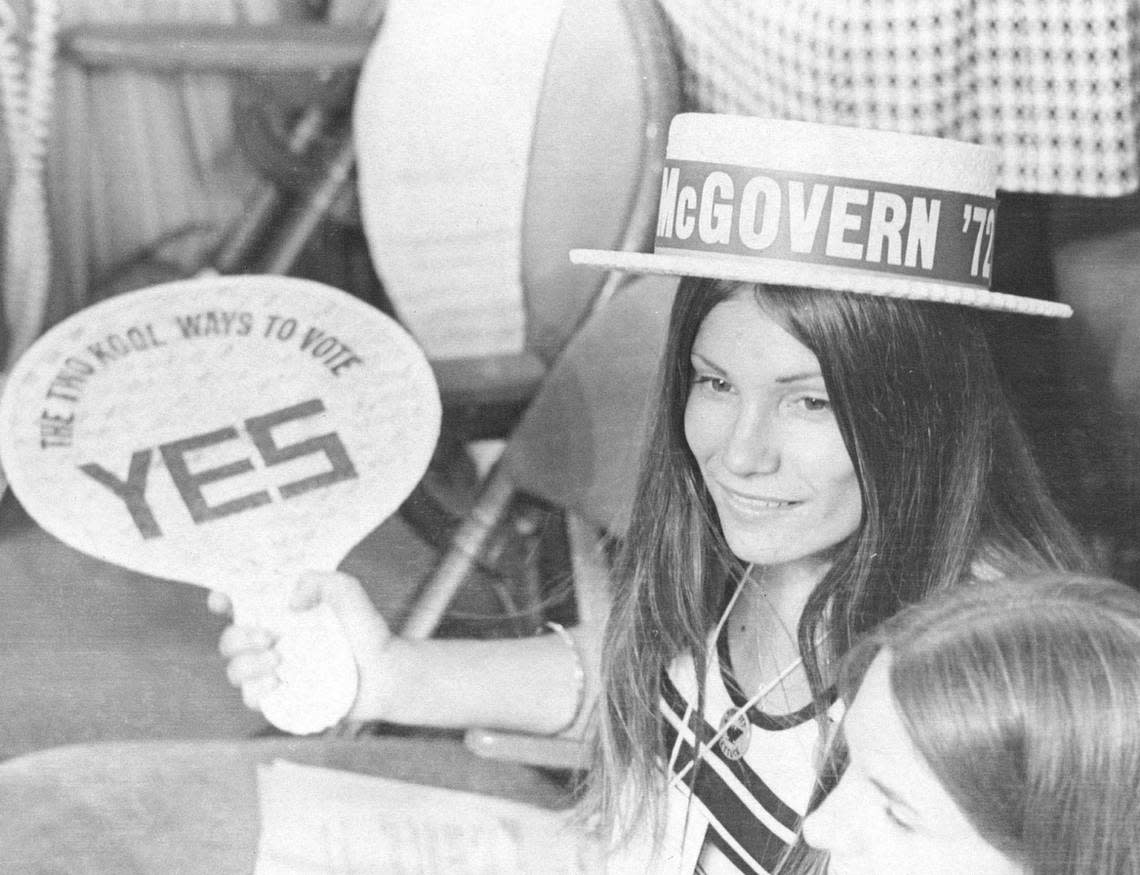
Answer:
[586,276,1089,836]
[837,574,1140,874]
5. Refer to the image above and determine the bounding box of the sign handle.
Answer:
[232,594,360,735]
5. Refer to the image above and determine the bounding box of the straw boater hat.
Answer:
[571,114,1071,318]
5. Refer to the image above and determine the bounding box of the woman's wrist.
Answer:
[349,634,415,723]
[543,621,588,735]
[344,630,597,734]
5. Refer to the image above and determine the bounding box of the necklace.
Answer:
[716,573,806,759]
[670,565,809,783]
[713,653,805,761]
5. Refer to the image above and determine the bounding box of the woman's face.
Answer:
[801,653,1023,875]
[684,296,862,571]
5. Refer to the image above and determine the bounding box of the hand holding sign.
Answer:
[0,276,441,734]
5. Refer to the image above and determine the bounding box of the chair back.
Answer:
[519,0,680,362]
[504,273,678,536]
[352,0,679,363]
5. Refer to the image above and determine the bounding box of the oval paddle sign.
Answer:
[0,275,441,733]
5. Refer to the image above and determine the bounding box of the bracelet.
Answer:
[543,620,587,736]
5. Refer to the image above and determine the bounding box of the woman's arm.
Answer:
[379,627,596,735]
[215,571,600,736]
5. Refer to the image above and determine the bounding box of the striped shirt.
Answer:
[659,626,839,874]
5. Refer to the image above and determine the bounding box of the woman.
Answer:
[585,277,1089,873]
[220,115,1091,872]
[654,0,1140,570]
[801,574,1140,874]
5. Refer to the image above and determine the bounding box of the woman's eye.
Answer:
[797,395,831,413]
[885,807,915,833]
[693,375,731,394]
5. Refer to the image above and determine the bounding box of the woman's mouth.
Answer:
[718,486,801,515]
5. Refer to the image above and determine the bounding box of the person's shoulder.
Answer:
[967,541,1036,584]
[966,542,1081,585]
[968,557,1005,583]
[662,641,709,705]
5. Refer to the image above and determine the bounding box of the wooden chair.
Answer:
[352,0,679,638]
[351,0,682,767]
[461,271,679,769]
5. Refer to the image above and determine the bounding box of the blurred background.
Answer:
[0,0,675,763]
[0,0,1137,778]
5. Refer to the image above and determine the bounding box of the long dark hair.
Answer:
[583,276,1091,841]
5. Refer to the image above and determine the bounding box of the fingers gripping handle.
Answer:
[233,596,359,735]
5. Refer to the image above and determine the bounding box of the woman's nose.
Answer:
[720,405,779,476]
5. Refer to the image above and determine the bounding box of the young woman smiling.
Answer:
[587,275,1088,873]
[219,115,1093,873]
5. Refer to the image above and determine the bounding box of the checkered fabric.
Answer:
[655,0,1140,195]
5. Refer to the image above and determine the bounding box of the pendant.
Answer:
[717,709,751,760]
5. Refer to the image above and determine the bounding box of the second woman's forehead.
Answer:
[692,298,823,380]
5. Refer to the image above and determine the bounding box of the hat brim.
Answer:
[570,249,1071,318]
